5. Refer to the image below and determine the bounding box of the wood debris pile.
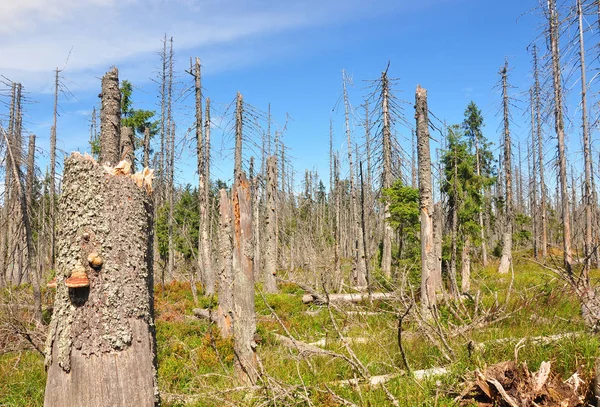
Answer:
[458,361,588,406]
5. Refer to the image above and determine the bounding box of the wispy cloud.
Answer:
[0,0,403,91]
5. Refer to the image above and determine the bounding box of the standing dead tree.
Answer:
[99,67,121,165]
[188,57,214,295]
[576,0,593,277]
[217,189,233,338]
[342,70,367,288]
[532,44,548,259]
[381,69,394,279]
[264,156,278,293]
[547,0,573,271]
[415,85,436,311]
[232,173,258,384]
[44,68,158,406]
[498,60,513,275]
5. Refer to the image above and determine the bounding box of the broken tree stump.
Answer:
[44,153,158,407]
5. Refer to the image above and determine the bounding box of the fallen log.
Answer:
[192,308,218,324]
[332,366,448,387]
[302,292,395,304]
[470,331,584,352]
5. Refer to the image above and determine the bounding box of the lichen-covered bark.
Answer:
[44,153,158,407]
[415,85,436,313]
[264,156,278,293]
[120,126,135,171]
[100,67,121,165]
[232,173,258,384]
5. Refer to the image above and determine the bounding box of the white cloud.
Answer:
[0,0,391,91]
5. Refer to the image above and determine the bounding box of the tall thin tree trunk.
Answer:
[143,127,150,168]
[449,135,460,296]
[100,68,121,165]
[234,92,244,179]
[120,127,135,169]
[50,68,60,270]
[415,85,436,311]
[530,89,538,259]
[342,71,366,287]
[264,156,278,293]
[381,70,393,279]
[232,173,257,384]
[498,60,513,275]
[2,126,41,322]
[578,0,593,276]
[533,45,547,259]
[217,189,233,338]
[548,0,573,271]
[461,236,471,293]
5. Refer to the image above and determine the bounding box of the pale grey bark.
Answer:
[381,70,393,279]
[498,61,513,275]
[193,57,214,295]
[547,0,573,271]
[264,156,278,293]
[217,189,233,339]
[143,127,150,168]
[533,45,547,259]
[100,67,121,166]
[432,202,443,292]
[50,68,59,269]
[342,70,366,287]
[234,92,243,179]
[530,89,538,259]
[120,126,135,169]
[578,0,593,276]
[415,85,436,311]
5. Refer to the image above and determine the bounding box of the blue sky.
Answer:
[0,0,583,190]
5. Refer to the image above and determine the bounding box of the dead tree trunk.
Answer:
[43,152,158,406]
[50,68,60,270]
[1,126,41,322]
[498,61,513,275]
[342,71,366,287]
[461,236,471,292]
[120,126,135,170]
[530,89,538,259]
[473,126,488,267]
[264,156,278,293]
[449,130,460,296]
[432,202,443,292]
[578,0,593,277]
[232,173,258,384]
[99,67,121,165]
[143,127,150,168]
[217,189,233,338]
[532,45,547,259]
[234,92,243,179]
[415,85,436,311]
[548,0,573,271]
[381,69,393,279]
[193,57,214,295]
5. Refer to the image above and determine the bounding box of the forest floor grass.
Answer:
[1,254,599,406]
